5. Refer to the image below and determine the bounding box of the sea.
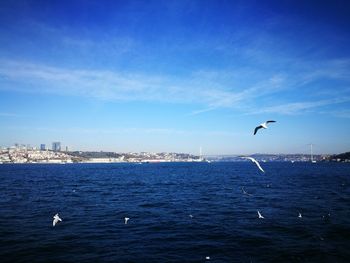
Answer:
[0,162,349,262]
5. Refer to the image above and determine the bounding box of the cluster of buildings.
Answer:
[68,151,203,163]
[115,152,202,163]
[3,142,67,152]
[0,143,203,164]
[0,142,72,164]
[40,142,69,152]
[0,148,73,164]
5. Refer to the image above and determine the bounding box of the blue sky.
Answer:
[0,0,349,154]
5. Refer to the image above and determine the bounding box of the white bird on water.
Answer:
[257,210,264,219]
[124,217,130,224]
[240,156,265,173]
[298,212,302,218]
[241,187,252,196]
[53,213,62,227]
[254,120,276,135]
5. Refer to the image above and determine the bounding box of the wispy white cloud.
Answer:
[187,71,287,113]
[0,57,349,118]
[291,59,350,88]
[248,97,350,115]
[61,35,136,57]
[320,109,350,119]
[0,112,22,117]
[5,125,243,137]
[0,59,284,108]
[0,59,176,101]
[188,107,218,116]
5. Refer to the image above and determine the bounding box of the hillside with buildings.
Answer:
[0,143,203,164]
[1,143,347,164]
[327,152,350,162]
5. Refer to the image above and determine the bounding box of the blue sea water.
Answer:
[0,162,349,262]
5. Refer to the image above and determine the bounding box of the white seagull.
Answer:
[254,120,276,135]
[298,212,302,218]
[53,213,62,227]
[124,217,130,224]
[241,187,252,196]
[240,156,265,173]
[257,210,264,219]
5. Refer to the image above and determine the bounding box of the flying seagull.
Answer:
[124,217,130,224]
[254,120,276,135]
[240,156,265,173]
[257,210,264,219]
[298,212,302,218]
[53,213,62,227]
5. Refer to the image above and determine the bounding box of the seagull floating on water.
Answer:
[240,156,265,173]
[206,256,210,260]
[53,213,62,227]
[241,187,252,196]
[257,210,264,219]
[254,120,276,135]
[124,217,130,224]
[189,214,193,218]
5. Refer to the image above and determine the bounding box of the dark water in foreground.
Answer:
[0,162,350,262]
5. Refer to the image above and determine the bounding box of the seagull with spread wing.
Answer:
[240,156,265,173]
[257,210,264,219]
[254,120,276,135]
[53,213,62,227]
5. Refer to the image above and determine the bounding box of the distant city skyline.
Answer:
[0,0,350,155]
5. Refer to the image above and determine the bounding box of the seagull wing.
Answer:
[54,214,62,221]
[241,157,265,173]
[254,125,263,135]
[266,120,276,124]
[53,218,58,226]
[251,159,265,173]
